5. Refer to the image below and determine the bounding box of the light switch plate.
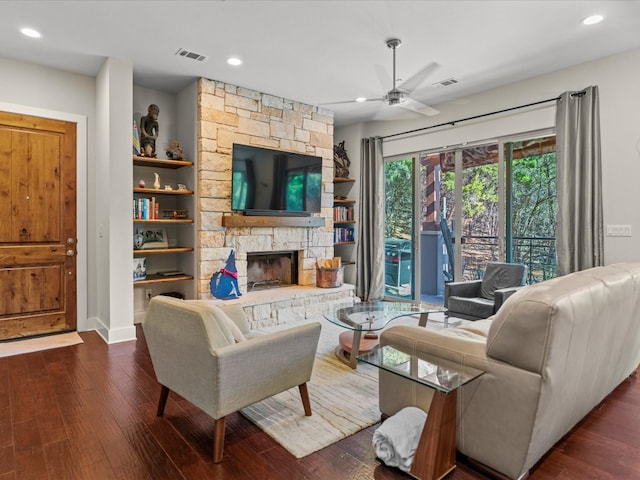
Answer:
[606,225,632,237]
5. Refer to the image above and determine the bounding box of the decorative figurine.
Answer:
[140,104,159,157]
[165,140,184,160]
[139,179,145,188]
[134,231,145,250]
[333,141,351,178]
[153,172,160,189]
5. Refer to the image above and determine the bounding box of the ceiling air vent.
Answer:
[175,48,207,62]
[434,78,458,87]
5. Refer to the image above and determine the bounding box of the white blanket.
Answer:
[372,406,427,472]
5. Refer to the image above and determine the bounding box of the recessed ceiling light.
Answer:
[355,97,367,103]
[20,27,41,38]
[227,57,243,66]
[582,14,604,25]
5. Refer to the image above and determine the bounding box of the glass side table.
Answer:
[323,300,448,369]
[359,345,485,480]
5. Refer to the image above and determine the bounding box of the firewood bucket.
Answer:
[316,267,344,288]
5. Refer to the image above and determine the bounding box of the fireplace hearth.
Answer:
[246,251,298,291]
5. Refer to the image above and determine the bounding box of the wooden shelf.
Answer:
[134,274,194,285]
[342,260,356,266]
[133,247,193,255]
[334,177,355,183]
[133,187,193,195]
[222,215,325,228]
[133,218,194,224]
[334,198,356,204]
[334,221,356,226]
[334,241,356,246]
[133,156,193,169]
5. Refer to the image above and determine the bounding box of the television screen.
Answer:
[231,144,322,216]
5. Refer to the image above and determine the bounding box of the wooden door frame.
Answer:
[0,102,88,331]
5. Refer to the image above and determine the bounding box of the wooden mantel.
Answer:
[222,215,326,228]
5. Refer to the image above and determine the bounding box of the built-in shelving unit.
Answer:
[133,155,195,290]
[333,177,356,266]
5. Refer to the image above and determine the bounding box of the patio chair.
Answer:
[444,262,526,320]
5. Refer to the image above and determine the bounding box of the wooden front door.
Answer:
[0,112,77,340]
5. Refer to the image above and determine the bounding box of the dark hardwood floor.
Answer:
[1,325,638,480]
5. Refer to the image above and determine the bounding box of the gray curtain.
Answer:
[555,85,604,276]
[356,137,385,301]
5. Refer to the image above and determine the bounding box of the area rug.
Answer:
[240,319,381,458]
[0,332,84,358]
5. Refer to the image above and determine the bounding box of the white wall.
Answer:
[336,47,640,265]
[95,57,137,343]
[0,55,140,341]
[0,56,94,331]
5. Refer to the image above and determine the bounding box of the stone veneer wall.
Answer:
[196,77,337,300]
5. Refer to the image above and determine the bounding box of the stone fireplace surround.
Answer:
[195,78,355,326]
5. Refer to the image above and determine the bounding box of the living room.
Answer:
[1,2,640,479]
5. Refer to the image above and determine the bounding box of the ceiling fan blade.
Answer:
[320,98,384,106]
[374,64,392,91]
[397,97,440,116]
[397,62,440,95]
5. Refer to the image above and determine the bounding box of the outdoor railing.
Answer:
[460,235,556,283]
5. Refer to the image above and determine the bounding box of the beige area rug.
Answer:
[240,319,381,458]
[0,332,84,358]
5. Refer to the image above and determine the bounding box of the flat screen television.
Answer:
[231,143,322,216]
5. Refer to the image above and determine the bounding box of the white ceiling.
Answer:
[2,1,640,127]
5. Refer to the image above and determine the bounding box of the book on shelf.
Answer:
[333,205,354,222]
[133,197,160,220]
[156,270,186,277]
[334,227,355,243]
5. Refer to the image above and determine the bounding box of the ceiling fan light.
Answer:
[582,14,604,25]
[355,97,367,103]
[20,27,41,38]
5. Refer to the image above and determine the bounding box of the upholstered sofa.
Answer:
[379,263,640,479]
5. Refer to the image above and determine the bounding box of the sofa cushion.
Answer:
[448,296,495,319]
[479,262,525,300]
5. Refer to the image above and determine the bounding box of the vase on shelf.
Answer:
[153,172,160,189]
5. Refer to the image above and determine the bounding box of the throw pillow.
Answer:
[217,309,247,343]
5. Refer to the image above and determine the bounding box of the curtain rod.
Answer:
[382,95,562,140]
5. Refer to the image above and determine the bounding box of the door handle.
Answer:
[66,249,75,257]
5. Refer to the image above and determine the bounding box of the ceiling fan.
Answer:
[324,38,440,117]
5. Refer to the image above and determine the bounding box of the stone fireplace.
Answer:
[246,250,298,291]
[196,77,337,299]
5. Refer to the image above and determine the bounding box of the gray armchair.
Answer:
[143,296,322,462]
[444,262,525,320]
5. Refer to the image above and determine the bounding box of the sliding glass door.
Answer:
[402,131,557,303]
[384,157,415,300]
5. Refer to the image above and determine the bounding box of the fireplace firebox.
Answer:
[246,251,298,291]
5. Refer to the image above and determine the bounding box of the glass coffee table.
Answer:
[322,300,449,369]
[359,345,485,480]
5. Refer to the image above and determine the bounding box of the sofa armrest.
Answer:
[444,280,482,307]
[494,286,524,311]
[380,324,487,371]
[378,324,488,418]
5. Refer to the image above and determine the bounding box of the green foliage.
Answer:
[384,159,414,240]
